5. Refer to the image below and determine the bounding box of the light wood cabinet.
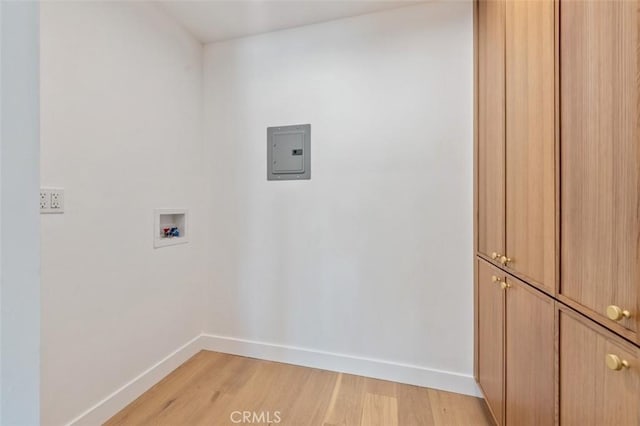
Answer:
[559,306,640,425]
[477,0,505,261]
[504,0,555,293]
[559,0,639,344]
[475,0,556,294]
[476,259,505,425]
[504,275,554,426]
[476,0,640,422]
[476,259,555,426]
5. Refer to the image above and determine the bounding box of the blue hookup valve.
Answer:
[170,227,180,237]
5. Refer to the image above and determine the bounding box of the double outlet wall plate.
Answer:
[40,188,64,214]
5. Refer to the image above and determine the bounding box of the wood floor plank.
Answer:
[152,354,259,425]
[360,393,399,426]
[396,382,436,425]
[363,376,397,398]
[188,359,296,425]
[283,369,338,425]
[321,372,367,426]
[106,351,491,426]
[428,388,493,426]
[321,372,343,425]
[104,351,222,425]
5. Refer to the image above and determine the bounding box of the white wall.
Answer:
[1,2,40,424]
[40,3,205,425]
[40,2,474,423]
[203,1,474,384]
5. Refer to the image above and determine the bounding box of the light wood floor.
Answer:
[106,351,493,426]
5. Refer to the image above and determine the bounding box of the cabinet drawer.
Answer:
[559,306,640,425]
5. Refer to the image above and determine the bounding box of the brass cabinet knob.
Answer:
[491,252,501,260]
[606,305,631,321]
[606,354,630,371]
[492,275,507,287]
[500,255,512,266]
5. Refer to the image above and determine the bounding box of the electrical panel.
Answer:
[267,124,310,180]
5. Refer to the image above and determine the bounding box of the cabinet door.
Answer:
[476,259,505,425]
[477,0,506,260]
[505,275,554,426]
[504,0,555,292]
[560,0,639,341]
[559,308,640,425]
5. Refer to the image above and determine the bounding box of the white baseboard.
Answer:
[67,333,480,425]
[66,335,203,426]
[200,333,481,398]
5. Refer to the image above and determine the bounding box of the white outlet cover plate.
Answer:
[40,187,64,214]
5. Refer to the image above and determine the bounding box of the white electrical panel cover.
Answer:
[267,124,310,180]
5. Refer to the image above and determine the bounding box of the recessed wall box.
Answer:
[267,124,311,180]
[154,209,188,248]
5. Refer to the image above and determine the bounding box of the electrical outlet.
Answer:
[41,187,64,214]
[40,191,50,210]
[50,191,63,210]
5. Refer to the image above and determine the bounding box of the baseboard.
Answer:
[67,332,481,425]
[66,334,203,426]
[200,333,482,398]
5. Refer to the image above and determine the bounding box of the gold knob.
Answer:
[500,255,512,266]
[492,275,500,283]
[491,252,501,260]
[606,354,630,371]
[500,281,510,290]
[606,305,631,321]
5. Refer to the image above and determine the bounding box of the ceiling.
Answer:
[158,1,424,44]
